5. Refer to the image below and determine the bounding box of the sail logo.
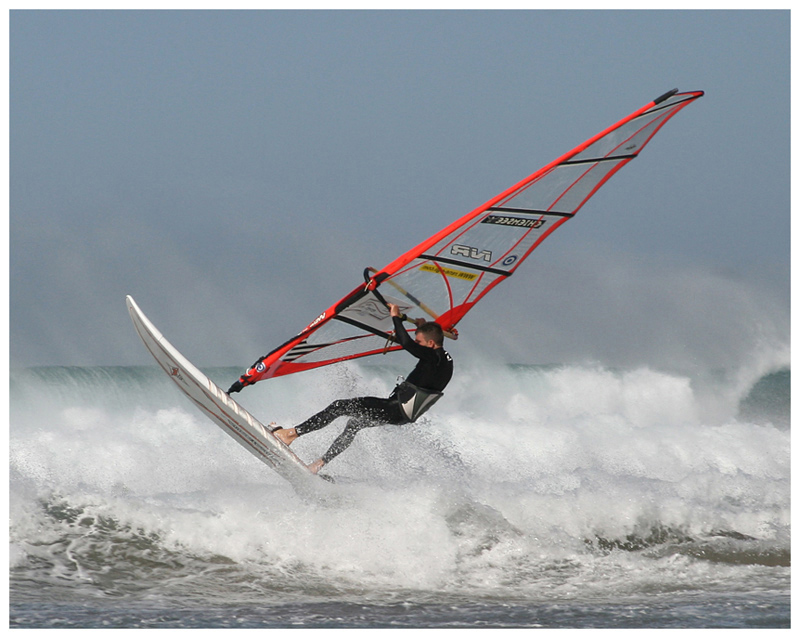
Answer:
[420,263,478,280]
[307,311,327,329]
[351,298,390,321]
[482,215,546,229]
[451,244,492,262]
[502,255,518,267]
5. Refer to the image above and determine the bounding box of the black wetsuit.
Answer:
[294,316,453,464]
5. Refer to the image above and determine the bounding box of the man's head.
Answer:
[414,322,445,348]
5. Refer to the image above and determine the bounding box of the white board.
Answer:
[126,295,322,494]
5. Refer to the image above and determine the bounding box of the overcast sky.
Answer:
[9,10,790,376]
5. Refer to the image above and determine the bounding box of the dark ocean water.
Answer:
[9,363,790,628]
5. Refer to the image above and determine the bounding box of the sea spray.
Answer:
[10,361,790,627]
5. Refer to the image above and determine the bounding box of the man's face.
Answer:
[414,332,435,349]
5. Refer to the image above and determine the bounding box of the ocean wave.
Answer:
[10,361,790,615]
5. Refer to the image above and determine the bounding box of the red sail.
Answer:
[234,89,703,389]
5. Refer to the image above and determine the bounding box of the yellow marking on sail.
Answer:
[419,263,478,281]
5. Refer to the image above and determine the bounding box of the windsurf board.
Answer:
[125,295,322,493]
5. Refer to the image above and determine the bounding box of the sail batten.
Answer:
[232,89,703,390]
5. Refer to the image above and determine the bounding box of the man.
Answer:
[273,303,454,474]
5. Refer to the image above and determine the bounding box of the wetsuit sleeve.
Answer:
[392,316,439,363]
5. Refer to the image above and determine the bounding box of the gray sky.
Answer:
[9,10,790,375]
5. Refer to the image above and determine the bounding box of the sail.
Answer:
[231,88,703,390]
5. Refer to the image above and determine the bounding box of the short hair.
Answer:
[417,322,445,346]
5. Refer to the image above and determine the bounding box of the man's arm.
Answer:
[389,304,437,361]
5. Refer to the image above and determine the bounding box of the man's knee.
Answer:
[328,399,347,411]
[343,417,372,433]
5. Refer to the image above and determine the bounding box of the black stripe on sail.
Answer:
[649,91,698,111]
[654,88,679,104]
[420,254,512,277]
[487,207,574,219]
[283,340,338,362]
[561,153,637,166]
[334,315,395,341]
[284,334,380,361]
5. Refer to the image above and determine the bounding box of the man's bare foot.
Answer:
[307,458,325,474]
[272,426,298,446]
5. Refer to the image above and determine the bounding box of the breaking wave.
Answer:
[9,360,790,627]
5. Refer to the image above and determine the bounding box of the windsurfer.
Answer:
[273,303,453,474]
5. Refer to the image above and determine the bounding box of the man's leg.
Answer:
[273,398,363,446]
[320,416,377,465]
[285,396,406,472]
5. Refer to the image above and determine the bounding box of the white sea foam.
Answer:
[9,360,790,607]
